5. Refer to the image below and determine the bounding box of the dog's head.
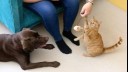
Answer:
[19,28,49,53]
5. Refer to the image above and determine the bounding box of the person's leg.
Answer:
[60,0,80,46]
[24,1,71,54]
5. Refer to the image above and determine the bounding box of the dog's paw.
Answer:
[45,44,55,50]
[51,61,60,68]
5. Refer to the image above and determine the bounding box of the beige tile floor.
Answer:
[0,0,127,72]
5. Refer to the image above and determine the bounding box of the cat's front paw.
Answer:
[74,26,82,31]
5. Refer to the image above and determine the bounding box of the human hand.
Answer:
[80,2,93,17]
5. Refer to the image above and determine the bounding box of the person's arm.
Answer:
[23,0,41,3]
[80,0,95,17]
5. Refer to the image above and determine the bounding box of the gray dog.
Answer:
[0,28,60,70]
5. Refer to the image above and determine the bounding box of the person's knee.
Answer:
[64,0,79,8]
[71,0,79,7]
[32,1,57,16]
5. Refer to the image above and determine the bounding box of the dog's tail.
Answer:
[104,37,123,53]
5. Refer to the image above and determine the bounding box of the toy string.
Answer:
[76,16,88,26]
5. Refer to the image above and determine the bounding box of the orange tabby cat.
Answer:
[74,17,123,57]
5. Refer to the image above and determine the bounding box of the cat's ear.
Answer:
[93,16,98,21]
[99,21,102,27]
[88,21,91,27]
[99,21,102,24]
[93,16,95,20]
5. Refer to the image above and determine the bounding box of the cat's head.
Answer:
[88,17,101,30]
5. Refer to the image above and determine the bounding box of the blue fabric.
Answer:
[0,0,23,32]
[25,0,79,41]
[0,0,64,33]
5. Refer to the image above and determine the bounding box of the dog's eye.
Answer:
[25,38,32,41]
[34,32,40,37]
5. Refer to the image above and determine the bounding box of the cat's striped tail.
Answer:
[104,37,123,53]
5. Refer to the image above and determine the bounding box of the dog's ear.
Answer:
[21,38,33,52]
[21,38,30,49]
